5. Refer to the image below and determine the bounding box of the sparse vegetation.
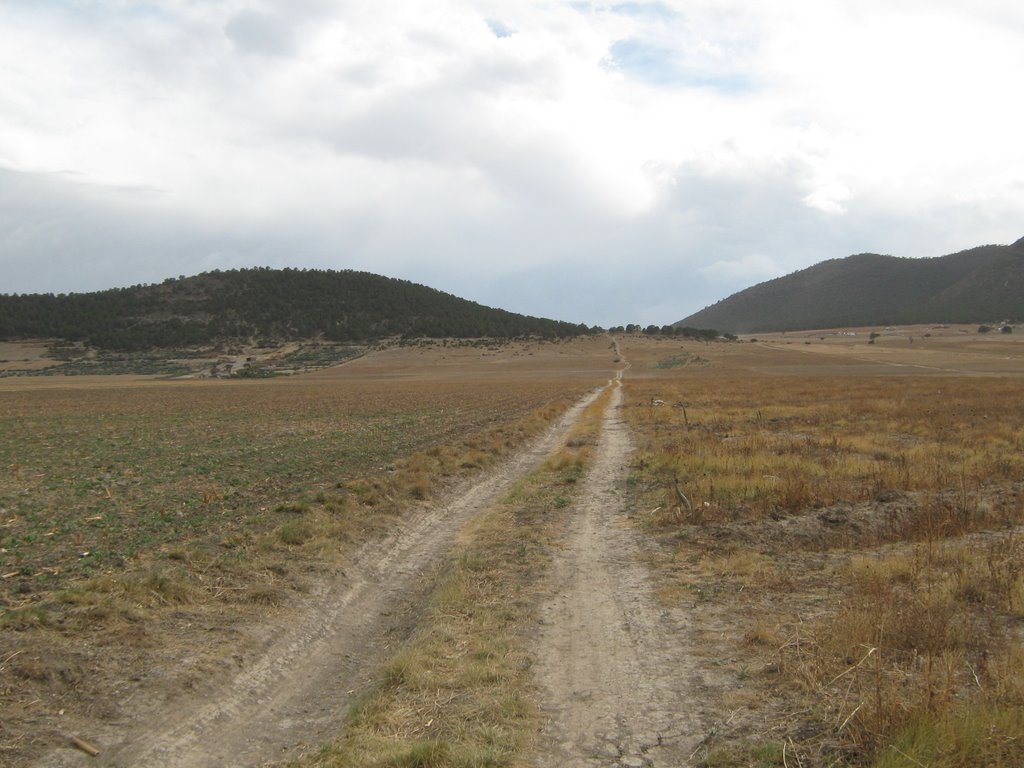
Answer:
[0,340,369,378]
[655,351,710,369]
[0,379,575,591]
[5,330,1024,767]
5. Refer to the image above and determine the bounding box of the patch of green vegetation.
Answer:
[274,343,364,370]
[700,742,785,768]
[1,349,195,377]
[230,365,279,378]
[655,352,709,369]
[873,704,1024,768]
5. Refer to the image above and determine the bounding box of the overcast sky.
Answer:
[1,1,1022,327]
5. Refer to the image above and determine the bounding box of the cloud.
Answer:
[224,9,300,56]
[699,253,785,284]
[802,182,852,215]
[0,0,1022,327]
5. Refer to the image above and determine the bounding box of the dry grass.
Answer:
[787,533,1024,767]
[627,373,1024,541]
[619,335,1024,767]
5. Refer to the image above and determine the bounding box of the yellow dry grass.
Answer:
[619,333,1024,767]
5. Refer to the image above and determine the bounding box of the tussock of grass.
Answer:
[277,520,316,546]
[705,551,780,586]
[61,567,197,609]
[875,703,1024,768]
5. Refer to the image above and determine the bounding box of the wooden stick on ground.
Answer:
[69,735,100,757]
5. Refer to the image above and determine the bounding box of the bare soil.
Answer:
[533,381,716,767]
[0,341,57,372]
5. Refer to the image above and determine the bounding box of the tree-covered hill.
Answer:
[0,268,593,349]
[677,237,1024,333]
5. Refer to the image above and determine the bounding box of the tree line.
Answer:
[607,324,731,341]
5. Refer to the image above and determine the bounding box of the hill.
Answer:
[677,237,1024,334]
[0,268,592,349]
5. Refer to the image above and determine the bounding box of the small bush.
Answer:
[277,521,313,546]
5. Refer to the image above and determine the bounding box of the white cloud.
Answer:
[699,253,785,284]
[0,0,1022,325]
[802,182,852,216]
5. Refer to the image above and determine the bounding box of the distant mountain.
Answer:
[0,268,592,349]
[677,237,1024,333]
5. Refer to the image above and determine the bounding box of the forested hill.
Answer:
[677,237,1024,334]
[0,268,593,349]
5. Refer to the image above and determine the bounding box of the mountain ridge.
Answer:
[677,239,1024,333]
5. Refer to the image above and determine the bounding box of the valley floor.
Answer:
[4,331,1024,767]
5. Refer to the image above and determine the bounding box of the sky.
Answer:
[1,1,1022,328]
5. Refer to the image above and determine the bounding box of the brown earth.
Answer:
[0,341,58,372]
[533,379,717,767]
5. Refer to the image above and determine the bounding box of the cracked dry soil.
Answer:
[533,381,710,768]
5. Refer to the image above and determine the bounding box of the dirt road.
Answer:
[532,380,707,767]
[38,353,709,767]
[38,390,603,768]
